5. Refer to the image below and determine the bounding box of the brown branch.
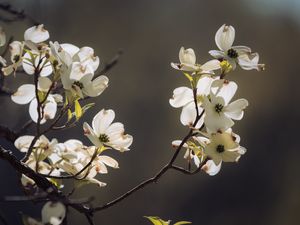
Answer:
[0,125,18,142]
[97,49,123,75]
[0,3,39,25]
[0,146,57,192]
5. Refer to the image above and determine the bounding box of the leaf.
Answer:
[174,221,192,225]
[82,102,95,114]
[144,216,170,225]
[67,109,73,121]
[74,99,82,120]
[183,72,193,82]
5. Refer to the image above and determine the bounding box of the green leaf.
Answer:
[183,72,193,82]
[82,102,95,113]
[144,216,170,225]
[174,221,192,225]
[67,109,73,121]
[74,99,82,120]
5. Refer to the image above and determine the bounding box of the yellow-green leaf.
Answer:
[67,109,73,121]
[144,216,170,225]
[74,99,82,120]
[183,72,193,82]
[174,221,192,225]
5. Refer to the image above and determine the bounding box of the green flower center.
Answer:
[99,134,109,143]
[216,144,225,153]
[73,81,84,89]
[215,103,223,113]
[227,48,238,58]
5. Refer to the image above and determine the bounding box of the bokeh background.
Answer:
[0,0,299,224]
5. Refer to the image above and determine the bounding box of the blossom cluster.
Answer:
[170,24,264,175]
[0,25,133,224]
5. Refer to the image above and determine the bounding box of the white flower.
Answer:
[204,130,246,165]
[41,202,66,225]
[0,26,6,47]
[171,47,220,73]
[1,41,24,76]
[22,51,53,76]
[209,24,265,71]
[203,79,248,133]
[11,77,60,124]
[24,24,49,44]
[169,75,216,128]
[83,109,133,151]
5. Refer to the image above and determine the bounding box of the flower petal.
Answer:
[24,24,49,44]
[179,47,196,65]
[215,24,235,51]
[169,87,193,108]
[202,160,222,176]
[224,98,248,120]
[210,79,237,105]
[92,109,115,135]
[11,84,35,104]
[83,122,102,147]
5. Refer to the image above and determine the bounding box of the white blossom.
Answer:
[209,24,265,71]
[83,109,133,151]
[171,47,220,73]
[203,79,248,133]
[41,202,66,225]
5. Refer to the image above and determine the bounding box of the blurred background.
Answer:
[0,0,299,224]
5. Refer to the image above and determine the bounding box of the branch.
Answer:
[0,125,18,142]
[98,49,123,75]
[0,3,39,25]
[0,146,57,192]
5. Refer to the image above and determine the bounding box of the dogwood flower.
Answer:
[11,77,61,123]
[209,24,265,71]
[204,130,246,165]
[169,75,216,128]
[83,109,133,151]
[1,41,24,75]
[171,47,220,73]
[203,79,248,133]
[50,42,109,99]
[41,202,65,225]
[172,136,221,176]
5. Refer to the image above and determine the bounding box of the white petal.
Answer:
[237,53,265,71]
[22,52,35,75]
[97,155,119,168]
[24,24,49,44]
[9,41,23,63]
[180,102,204,128]
[215,24,235,51]
[69,62,94,81]
[169,87,193,108]
[83,75,109,97]
[196,76,215,97]
[74,47,100,72]
[224,98,248,120]
[232,45,251,55]
[210,79,237,105]
[60,43,79,57]
[172,140,188,148]
[202,160,222,176]
[92,109,115,135]
[208,50,226,59]
[14,135,35,152]
[179,47,196,65]
[106,122,124,138]
[200,59,220,71]
[38,77,52,91]
[11,84,35,104]
[83,122,102,147]
[109,134,133,151]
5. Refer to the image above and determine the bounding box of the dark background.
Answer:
[0,0,299,225]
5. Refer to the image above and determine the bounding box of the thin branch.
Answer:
[0,3,39,25]
[98,49,123,75]
[0,125,18,142]
[0,146,57,192]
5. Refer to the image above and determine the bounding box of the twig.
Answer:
[98,49,123,75]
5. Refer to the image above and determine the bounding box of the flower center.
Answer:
[73,81,84,89]
[216,144,225,153]
[13,54,20,63]
[99,134,109,143]
[215,103,223,113]
[227,48,238,58]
